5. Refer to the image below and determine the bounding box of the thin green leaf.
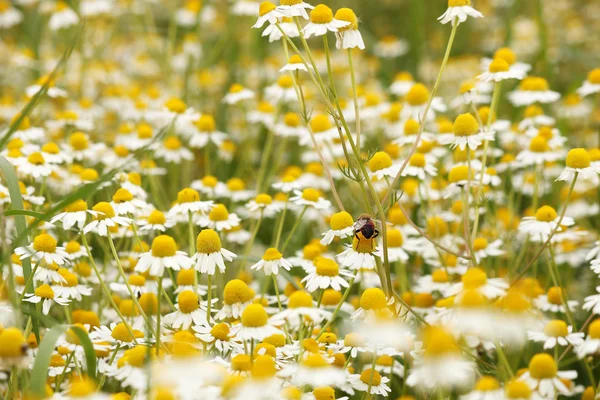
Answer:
[0,156,40,342]
[0,22,83,150]
[69,326,97,379]
[2,209,49,220]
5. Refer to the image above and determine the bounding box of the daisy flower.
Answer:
[192,229,236,275]
[197,204,241,231]
[447,267,508,300]
[302,257,353,292]
[438,113,495,151]
[48,1,79,31]
[22,284,71,315]
[276,0,314,20]
[251,248,292,276]
[83,202,132,237]
[110,274,148,298]
[276,291,332,328]
[215,279,254,320]
[518,205,574,243]
[33,263,67,285]
[135,235,192,277]
[582,286,600,314]
[168,188,214,219]
[528,320,584,349]
[477,57,525,82]
[0,1,23,28]
[187,114,228,149]
[110,188,149,216]
[348,368,391,397]
[518,354,577,399]
[534,286,579,314]
[576,319,600,358]
[303,4,349,38]
[15,152,54,180]
[334,8,364,50]
[291,353,347,387]
[15,233,70,266]
[163,290,207,330]
[222,83,255,105]
[137,210,175,233]
[245,193,280,217]
[576,68,600,98]
[231,304,283,341]
[368,152,400,180]
[337,232,379,271]
[153,136,194,164]
[351,288,393,321]
[472,237,505,260]
[508,76,561,107]
[385,229,409,262]
[460,376,504,400]
[390,71,415,96]
[557,148,600,182]
[321,211,355,245]
[194,322,242,354]
[399,152,438,180]
[516,136,563,167]
[253,2,283,30]
[438,0,483,25]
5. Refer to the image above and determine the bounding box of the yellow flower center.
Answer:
[111,323,135,343]
[70,132,89,151]
[329,211,353,231]
[462,268,488,289]
[164,137,182,150]
[227,178,245,191]
[459,289,486,308]
[587,68,600,84]
[565,148,591,169]
[112,188,134,203]
[529,353,557,379]
[344,332,365,347]
[310,4,333,24]
[405,83,429,106]
[147,210,166,225]
[460,81,475,94]
[535,205,557,222]
[547,286,565,305]
[564,93,582,106]
[505,380,532,399]
[281,0,303,4]
[211,322,230,341]
[310,114,332,133]
[177,188,200,203]
[263,248,284,261]
[255,193,273,205]
[588,320,600,339]
[360,369,382,386]
[223,279,253,305]
[432,269,449,283]
[427,216,448,238]
[453,113,480,137]
[176,269,195,286]
[415,293,434,308]
[284,112,301,127]
[165,97,187,113]
[520,76,550,91]
[494,47,516,65]
[195,115,216,132]
[33,233,57,253]
[489,57,509,73]
[369,152,393,172]
[409,152,426,167]
[27,152,46,165]
[315,257,339,277]
[302,353,329,368]
[259,1,276,16]
[151,235,177,258]
[196,229,222,254]
[423,326,459,356]
[129,274,146,287]
[263,334,286,348]
[35,284,55,299]
[80,168,99,181]
[69,377,97,397]
[387,228,403,247]
[475,376,501,391]
[209,204,229,221]
[544,320,568,337]
[137,123,153,139]
[312,387,335,400]
[287,291,314,309]
[201,175,218,188]
[92,202,116,220]
[448,165,470,183]
[231,354,252,371]
[0,328,27,358]
[278,75,293,89]
[473,237,488,251]
[241,304,268,327]
[178,290,199,313]
[360,288,387,310]
[140,295,158,315]
[404,119,420,135]
[334,8,358,30]
[252,354,277,379]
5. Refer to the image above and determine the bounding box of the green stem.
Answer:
[281,206,308,253]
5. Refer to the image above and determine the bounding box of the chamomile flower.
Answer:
[188,114,228,149]
[0,1,23,28]
[153,136,194,164]
[338,232,379,270]
[334,8,364,50]
[518,354,577,399]
[557,148,600,182]
[110,274,148,298]
[50,199,99,231]
[276,0,314,20]
[48,1,79,30]
[447,267,508,300]
[582,286,600,314]
[54,269,92,301]
[215,279,254,320]
[231,303,283,341]
[576,319,600,358]
[110,188,148,216]
[528,320,584,349]
[137,210,175,232]
[164,290,207,330]
[83,202,132,237]
[251,248,292,276]
[472,237,505,260]
[351,288,393,321]
[23,283,71,315]
[438,0,483,26]
[15,152,54,180]
[292,353,347,387]
[194,322,242,353]
[0,328,30,369]
[276,290,332,327]
[192,229,236,275]
[168,188,214,219]
[368,151,400,180]
[516,136,563,167]
[303,4,349,38]
[460,376,504,400]
[477,57,525,82]
[135,235,192,277]
[438,113,495,151]
[252,1,282,29]
[15,233,69,266]
[576,68,600,98]
[374,35,409,59]
[222,83,255,105]
[534,286,579,314]
[508,77,561,107]
[400,152,438,180]
[290,188,331,210]
[302,257,353,292]
[321,211,355,245]
[518,205,574,242]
